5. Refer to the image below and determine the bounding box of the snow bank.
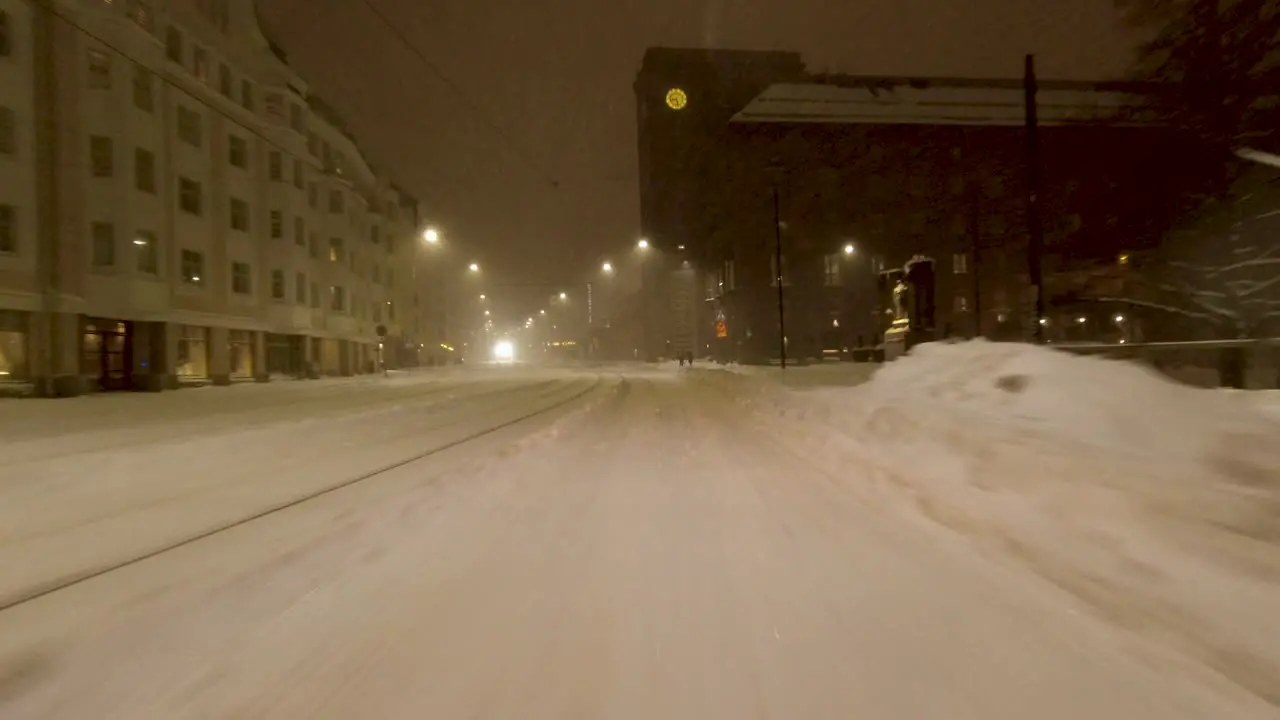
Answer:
[689,340,1280,703]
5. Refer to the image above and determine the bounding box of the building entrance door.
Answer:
[83,319,133,391]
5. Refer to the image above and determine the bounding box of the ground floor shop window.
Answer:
[0,329,27,380]
[177,325,208,379]
[229,330,254,378]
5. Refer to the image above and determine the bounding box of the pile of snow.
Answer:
[690,340,1280,703]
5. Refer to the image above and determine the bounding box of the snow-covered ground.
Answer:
[689,340,1280,706]
[0,357,1276,717]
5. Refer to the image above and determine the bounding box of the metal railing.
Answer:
[1054,338,1280,389]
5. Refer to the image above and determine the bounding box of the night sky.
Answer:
[258,0,1139,300]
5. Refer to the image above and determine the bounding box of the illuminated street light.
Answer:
[559,292,567,300]
[637,238,649,250]
[484,310,490,316]
[423,227,440,244]
[602,261,613,273]
[843,243,856,256]
[1114,314,1126,324]
[540,309,546,315]
[479,294,486,300]
[469,263,480,272]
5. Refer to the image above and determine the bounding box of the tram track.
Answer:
[0,374,606,614]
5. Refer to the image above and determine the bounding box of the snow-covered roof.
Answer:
[731,80,1158,127]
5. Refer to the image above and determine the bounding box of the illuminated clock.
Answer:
[665,87,688,111]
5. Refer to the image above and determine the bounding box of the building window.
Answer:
[240,79,254,110]
[386,267,393,289]
[91,222,115,267]
[178,177,201,215]
[953,253,969,274]
[329,190,344,213]
[329,237,343,262]
[128,0,154,31]
[269,209,283,238]
[0,107,13,156]
[330,285,345,312]
[309,282,319,308]
[265,92,284,121]
[87,49,111,88]
[823,253,842,286]
[294,217,305,246]
[295,272,306,303]
[270,269,285,300]
[133,66,153,111]
[218,63,232,96]
[293,159,304,189]
[268,151,282,181]
[952,213,967,236]
[135,230,158,274]
[386,234,394,254]
[192,45,209,81]
[955,295,969,312]
[134,147,155,192]
[307,182,318,208]
[0,11,10,58]
[181,249,204,285]
[177,105,202,147]
[290,103,304,132]
[228,134,247,168]
[231,261,251,294]
[89,136,113,177]
[0,205,14,254]
[229,198,249,232]
[165,25,182,63]
[308,233,319,258]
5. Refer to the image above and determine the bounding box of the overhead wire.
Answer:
[349,0,561,189]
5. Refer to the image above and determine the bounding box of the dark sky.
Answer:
[258,0,1139,296]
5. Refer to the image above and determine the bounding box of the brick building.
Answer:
[633,48,1215,363]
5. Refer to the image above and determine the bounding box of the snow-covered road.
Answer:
[0,366,1273,717]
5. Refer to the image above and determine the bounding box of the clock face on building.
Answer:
[665,87,688,111]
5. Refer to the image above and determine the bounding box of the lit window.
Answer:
[134,231,158,274]
[181,249,204,285]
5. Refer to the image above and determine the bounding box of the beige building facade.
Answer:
[0,0,437,395]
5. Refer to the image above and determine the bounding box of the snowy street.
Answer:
[0,351,1278,717]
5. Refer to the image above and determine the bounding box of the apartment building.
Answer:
[0,0,433,395]
[633,48,1215,363]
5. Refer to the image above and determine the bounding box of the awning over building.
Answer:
[730,78,1159,127]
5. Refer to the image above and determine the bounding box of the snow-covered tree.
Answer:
[1118,0,1280,159]
[1102,157,1280,339]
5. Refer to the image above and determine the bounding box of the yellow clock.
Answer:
[665,87,688,111]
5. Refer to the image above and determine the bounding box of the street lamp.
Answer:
[479,293,486,300]
[484,310,490,316]
[559,292,567,301]
[843,243,856,256]
[469,263,480,273]
[602,261,613,273]
[423,227,440,244]
[637,238,649,250]
[540,309,546,315]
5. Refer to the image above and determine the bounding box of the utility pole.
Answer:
[1024,54,1045,342]
[773,185,787,369]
